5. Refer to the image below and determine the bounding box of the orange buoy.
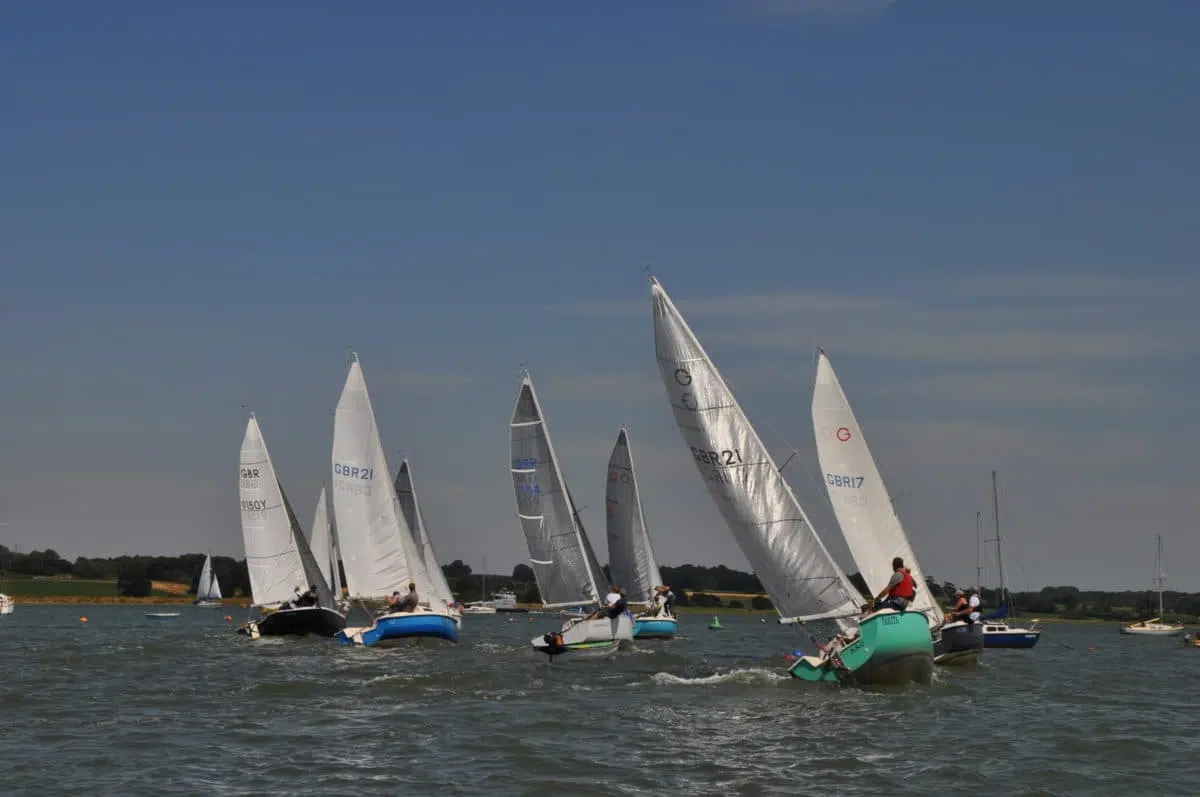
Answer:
[80,616,88,623]
[224,615,232,621]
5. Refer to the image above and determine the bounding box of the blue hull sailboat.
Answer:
[980,471,1041,650]
[329,355,459,648]
[606,427,677,641]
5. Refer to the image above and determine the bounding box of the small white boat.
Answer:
[0,593,13,616]
[146,612,181,619]
[1121,536,1183,637]
[462,602,497,615]
[193,553,224,608]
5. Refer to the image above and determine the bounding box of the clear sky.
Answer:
[2,0,1197,591]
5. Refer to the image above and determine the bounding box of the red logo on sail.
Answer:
[836,427,851,442]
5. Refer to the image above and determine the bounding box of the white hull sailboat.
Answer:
[605,427,677,640]
[330,355,459,648]
[193,553,224,608]
[510,370,632,658]
[1121,535,1183,637]
[650,277,933,686]
[236,414,347,639]
[812,350,982,665]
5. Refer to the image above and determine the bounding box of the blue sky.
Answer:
[2,0,1197,591]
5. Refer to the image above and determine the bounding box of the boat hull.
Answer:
[193,600,224,609]
[0,594,13,616]
[532,613,634,659]
[934,621,984,665]
[788,610,934,686]
[237,606,347,638]
[633,617,678,639]
[336,611,460,647]
[1121,624,1183,637]
[982,623,1041,648]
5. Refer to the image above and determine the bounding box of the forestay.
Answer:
[238,415,312,607]
[650,278,861,626]
[812,350,941,624]
[509,372,606,608]
[605,427,663,605]
[331,356,445,609]
[196,554,222,601]
[394,459,457,608]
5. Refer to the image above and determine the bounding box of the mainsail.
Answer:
[650,278,861,626]
[394,459,457,607]
[811,350,941,624]
[331,355,445,609]
[196,554,222,601]
[509,371,606,608]
[605,427,664,605]
[239,415,325,607]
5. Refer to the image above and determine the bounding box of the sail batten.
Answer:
[509,372,604,607]
[650,279,861,626]
[605,427,663,605]
[812,352,940,626]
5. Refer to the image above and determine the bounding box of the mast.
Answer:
[482,556,487,601]
[1155,534,1164,619]
[975,512,983,591]
[991,470,1012,620]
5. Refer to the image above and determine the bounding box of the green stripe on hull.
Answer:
[788,610,934,686]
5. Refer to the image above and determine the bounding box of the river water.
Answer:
[0,607,1195,796]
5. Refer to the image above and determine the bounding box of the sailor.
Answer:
[587,585,623,620]
[661,585,676,616]
[968,588,982,623]
[945,589,970,623]
[872,557,916,612]
[280,585,303,610]
[295,584,319,607]
[388,583,419,613]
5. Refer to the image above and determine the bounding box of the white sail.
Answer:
[196,554,222,601]
[812,351,941,624]
[650,278,861,626]
[509,371,607,608]
[238,415,311,607]
[309,487,333,590]
[331,356,444,609]
[394,459,457,607]
[605,427,663,605]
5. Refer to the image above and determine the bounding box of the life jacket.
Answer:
[888,568,916,600]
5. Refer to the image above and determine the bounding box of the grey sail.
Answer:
[650,277,861,626]
[394,459,457,607]
[281,485,335,609]
[509,371,603,608]
[567,485,611,598]
[605,427,663,605]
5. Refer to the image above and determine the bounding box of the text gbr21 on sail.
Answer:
[334,463,374,496]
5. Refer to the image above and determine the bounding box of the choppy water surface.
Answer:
[1,608,1196,796]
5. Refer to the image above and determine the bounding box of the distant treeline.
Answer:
[3,547,1197,619]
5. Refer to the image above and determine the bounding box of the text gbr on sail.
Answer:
[826,474,864,488]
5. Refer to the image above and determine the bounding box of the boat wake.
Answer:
[651,668,788,687]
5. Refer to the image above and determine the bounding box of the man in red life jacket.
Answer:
[872,557,916,612]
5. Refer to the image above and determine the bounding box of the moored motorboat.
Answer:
[982,621,1041,648]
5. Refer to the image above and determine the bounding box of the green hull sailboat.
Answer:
[788,610,934,685]
[650,277,933,686]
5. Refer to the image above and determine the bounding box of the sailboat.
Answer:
[192,553,224,608]
[236,414,347,639]
[606,427,677,640]
[650,277,933,685]
[812,350,982,665]
[394,459,461,617]
[330,355,459,647]
[980,470,1041,648]
[309,486,349,612]
[1121,535,1184,636]
[510,370,633,658]
[462,557,499,615]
